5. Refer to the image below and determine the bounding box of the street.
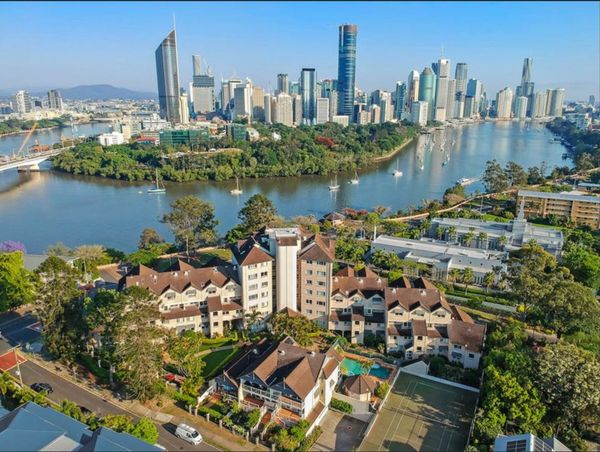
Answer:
[0,312,218,452]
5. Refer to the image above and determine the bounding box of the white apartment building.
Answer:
[495,87,513,119]
[98,132,125,146]
[331,115,349,127]
[316,97,330,124]
[411,101,428,126]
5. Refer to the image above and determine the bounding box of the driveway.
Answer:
[313,410,368,451]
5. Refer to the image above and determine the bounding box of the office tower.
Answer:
[233,80,253,121]
[411,101,428,126]
[445,79,456,120]
[321,79,335,98]
[370,104,381,123]
[495,87,513,119]
[379,91,392,122]
[431,62,439,76]
[155,29,181,124]
[455,63,468,95]
[464,96,475,118]
[292,94,303,125]
[434,58,450,121]
[300,68,317,125]
[289,81,300,95]
[273,93,293,126]
[521,58,532,87]
[407,70,420,111]
[531,91,548,118]
[277,74,289,95]
[514,96,528,119]
[589,95,596,106]
[264,93,273,124]
[337,24,358,118]
[329,90,338,120]
[370,89,383,106]
[252,86,265,121]
[47,90,63,111]
[455,93,465,118]
[316,97,330,124]
[418,67,435,121]
[548,88,565,117]
[394,82,407,120]
[13,90,32,114]
[357,109,370,125]
[191,56,215,115]
[466,79,483,116]
[179,92,190,124]
[221,78,242,118]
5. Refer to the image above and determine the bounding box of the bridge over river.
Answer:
[0,147,72,173]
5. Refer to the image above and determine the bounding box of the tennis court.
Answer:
[360,372,478,452]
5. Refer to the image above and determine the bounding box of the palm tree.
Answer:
[484,272,495,293]
[461,268,474,293]
[435,227,447,240]
[447,226,458,242]
[498,235,508,250]
[245,310,264,334]
[478,232,488,249]
[464,231,475,247]
[74,244,106,282]
[449,268,461,285]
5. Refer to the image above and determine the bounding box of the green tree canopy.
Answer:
[162,196,218,254]
[0,252,37,312]
[238,194,277,234]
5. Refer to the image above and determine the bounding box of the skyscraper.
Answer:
[155,29,181,124]
[13,90,32,114]
[233,79,253,121]
[337,24,357,118]
[191,56,215,114]
[292,94,303,125]
[495,87,513,119]
[316,97,330,124]
[445,79,456,120]
[264,93,273,124]
[221,78,242,118]
[514,96,528,119]
[252,86,265,122]
[394,82,407,120]
[434,58,450,121]
[418,67,435,121]
[455,63,468,95]
[277,74,289,95]
[47,90,63,111]
[411,101,428,126]
[521,58,533,87]
[407,70,420,111]
[273,93,293,126]
[531,91,548,118]
[548,88,565,117]
[466,79,483,116]
[379,91,393,123]
[300,68,317,125]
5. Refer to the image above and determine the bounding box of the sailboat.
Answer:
[230,176,243,195]
[328,175,340,191]
[393,160,403,177]
[147,169,166,194]
[349,171,359,184]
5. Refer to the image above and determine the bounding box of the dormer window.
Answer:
[207,288,217,294]
[165,292,175,300]
[185,289,197,297]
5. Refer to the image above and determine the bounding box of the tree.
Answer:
[498,235,508,249]
[536,343,600,435]
[0,252,37,312]
[562,244,600,290]
[463,231,475,247]
[138,228,164,250]
[238,194,277,234]
[478,232,488,249]
[269,312,318,346]
[0,241,26,253]
[375,381,390,399]
[167,330,206,398]
[447,226,458,241]
[115,286,165,402]
[461,267,474,292]
[527,166,544,185]
[482,160,509,193]
[484,272,495,293]
[129,417,160,444]
[504,161,528,186]
[74,244,108,282]
[245,309,264,332]
[449,268,461,284]
[46,242,72,257]
[36,257,86,367]
[163,196,218,254]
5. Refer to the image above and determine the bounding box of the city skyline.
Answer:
[1,2,598,100]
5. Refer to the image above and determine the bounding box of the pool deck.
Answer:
[342,352,399,384]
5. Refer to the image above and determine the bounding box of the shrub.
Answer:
[244,408,261,429]
[375,382,390,399]
[171,390,196,407]
[197,406,223,421]
[298,426,323,451]
[330,398,353,413]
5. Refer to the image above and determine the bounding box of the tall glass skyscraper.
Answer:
[336,24,357,119]
[155,29,181,124]
[418,67,435,121]
[455,63,468,95]
[300,68,317,125]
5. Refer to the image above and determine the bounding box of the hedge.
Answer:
[197,406,224,420]
[330,398,353,413]
[298,426,323,451]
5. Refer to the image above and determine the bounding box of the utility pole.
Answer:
[14,347,23,387]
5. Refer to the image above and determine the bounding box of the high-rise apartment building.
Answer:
[300,68,317,125]
[277,74,289,95]
[531,91,548,118]
[221,78,243,118]
[273,93,293,127]
[155,29,181,124]
[292,94,303,125]
[455,93,465,119]
[434,59,450,121]
[337,24,357,119]
[264,93,273,124]
[252,86,265,122]
[379,91,393,123]
[13,90,32,114]
[495,87,513,119]
[548,88,565,117]
[370,104,381,124]
[445,79,456,120]
[411,101,428,126]
[407,70,420,112]
[418,67,435,121]
[329,90,338,120]
[514,96,528,119]
[316,97,330,124]
[233,80,253,121]
[466,79,483,117]
[179,92,189,124]
[455,63,468,95]
[190,55,215,115]
[394,82,407,120]
[47,90,63,111]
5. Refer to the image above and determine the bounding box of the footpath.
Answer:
[25,352,265,451]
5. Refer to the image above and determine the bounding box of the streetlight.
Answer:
[13,346,23,387]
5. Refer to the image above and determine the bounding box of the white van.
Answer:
[175,423,203,445]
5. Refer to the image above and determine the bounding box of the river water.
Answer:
[0,121,567,253]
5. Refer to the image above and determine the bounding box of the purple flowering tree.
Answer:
[0,240,27,253]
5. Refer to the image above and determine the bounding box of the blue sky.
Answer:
[1,1,598,100]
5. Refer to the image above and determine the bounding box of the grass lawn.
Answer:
[201,347,241,379]
[197,248,232,265]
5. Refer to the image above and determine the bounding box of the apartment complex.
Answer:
[215,336,341,424]
[517,189,600,229]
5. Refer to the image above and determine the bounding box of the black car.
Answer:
[30,382,53,394]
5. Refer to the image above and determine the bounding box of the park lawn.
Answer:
[201,347,241,379]
[197,248,232,265]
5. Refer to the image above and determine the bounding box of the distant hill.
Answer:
[60,84,156,100]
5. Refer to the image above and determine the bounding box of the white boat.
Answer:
[230,176,243,195]
[328,175,340,191]
[147,169,166,194]
[392,161,403,177]
[349,171,359,184]
[419,164,424,171]
[457,177,478,186]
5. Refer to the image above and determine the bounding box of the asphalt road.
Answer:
[0,313,218,451]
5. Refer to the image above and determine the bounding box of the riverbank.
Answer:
[0,120,98,138]
[372,136,415,163]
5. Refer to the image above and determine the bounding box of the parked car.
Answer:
[30,382,53,394]
[175,423,203,445]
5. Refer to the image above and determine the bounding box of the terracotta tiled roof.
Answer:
[413,277,437,290]
[426,325,448,339]
[335,265,379,278]
[230,237,273,266]
[277,236,299,247]
[450,305,474,323]
[342,374,378,395]
[298,234,335,263]
[412,319,427,337]
[123,261,236,296]
[278,307,303,318]
[387,324,412,337]
[207,296,243,313]
[385,287,452,314]
[449,320,485,353]
[332,274,387,299]
[161,306,203,321]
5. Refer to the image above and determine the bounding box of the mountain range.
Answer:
[0,85,157,100]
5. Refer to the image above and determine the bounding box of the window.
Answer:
[317,291,326,297]
[305,289,313,295]
[249,284,258,291]
[417,336,423,340]
[249,294,258,301]
[165,293,175,300]
[335,297,343,303]
[207,288,217,294]
[306,279,313,285]
[468,353,475,358]
[248,264,257,269]
[186,289,197,297]
[248,274,258,280]
[317,271,326,276]
[354,331,360,335]
[317,301,326,306]
[417,346,422,351]
[306,270,313,275]
[261,282,269,288]
[213,322,218,326]
[306,300,313,304]
[317,281,325,286]
[307,309,313,314]
[260,271,268,277]
[261,291,269,298]
[354,321,360,325]
[453,344,462,349]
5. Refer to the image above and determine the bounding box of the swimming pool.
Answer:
[341,357,391,379]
